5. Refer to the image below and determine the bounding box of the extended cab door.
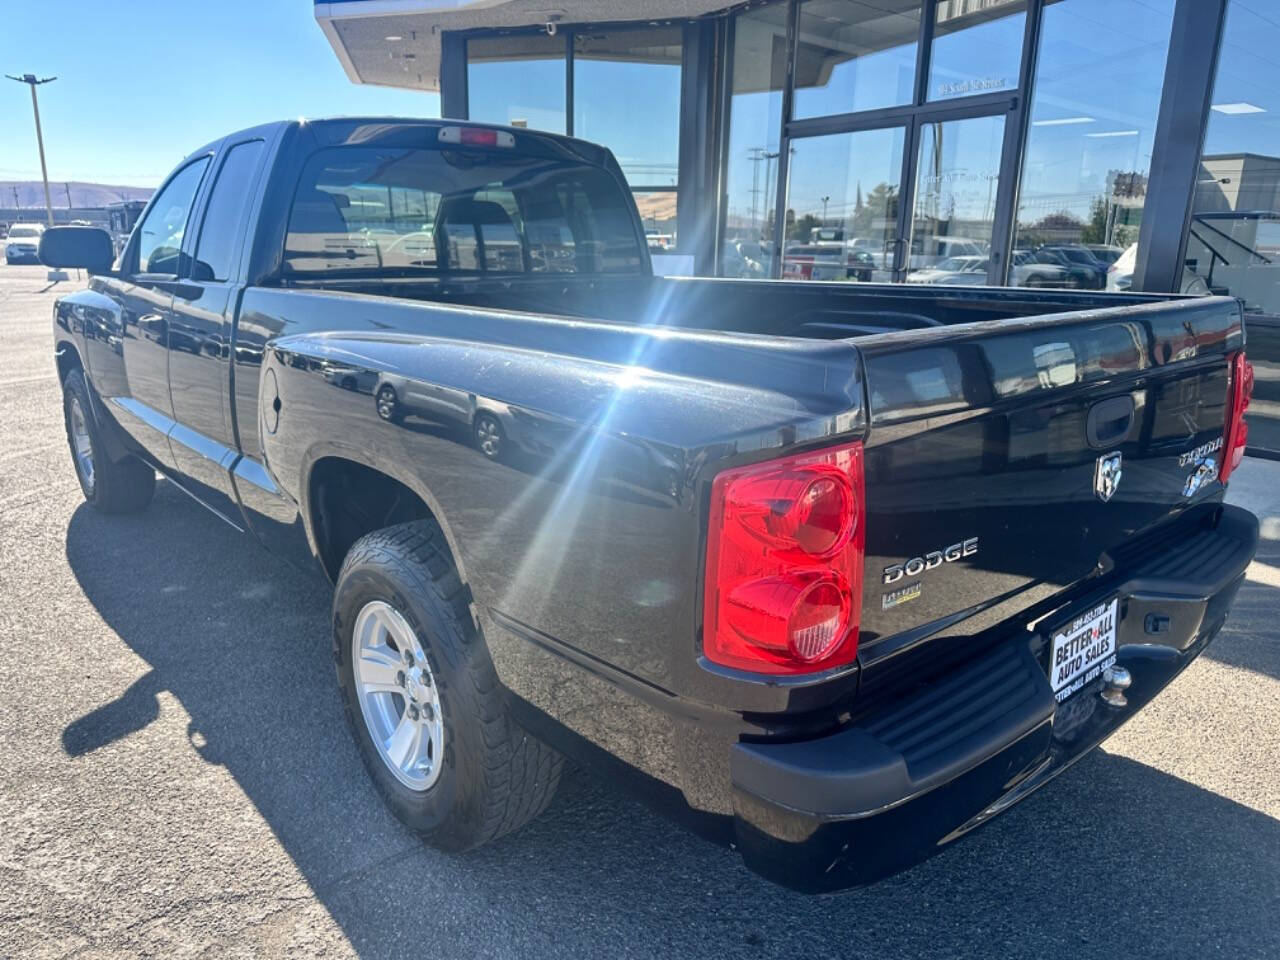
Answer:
[166,138,268,529]
[98,156,211,464]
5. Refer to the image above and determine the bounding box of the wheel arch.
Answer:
[302,448,468,585]
[55,339,84,384]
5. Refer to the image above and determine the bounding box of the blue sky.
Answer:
[0,1,440,187]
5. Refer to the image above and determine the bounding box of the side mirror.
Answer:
[38,226,115,274]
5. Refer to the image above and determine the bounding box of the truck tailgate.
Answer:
[855,296,1244,696]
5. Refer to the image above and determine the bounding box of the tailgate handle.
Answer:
[1087,396,1135,448]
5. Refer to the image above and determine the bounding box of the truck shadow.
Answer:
[62,484,1280,958]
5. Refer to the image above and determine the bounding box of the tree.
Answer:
[790,212,821,241]
[1019,210,1085,248]
[1080,196,1109,245]
[850,182,899,236]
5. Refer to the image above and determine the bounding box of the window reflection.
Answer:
[907,114,1004,284]
[793,0,920,119]
[1011,0,1176,290]
[467,34,566,134]
[1185,0,1280,455]
[782,127,904,282]
[721,5,789,277]
[573,28,682,189]
[928,0,1027,101]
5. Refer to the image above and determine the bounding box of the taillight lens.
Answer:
[703,442,864,675]
[1220,351,1254,485]
[437,126,515,148]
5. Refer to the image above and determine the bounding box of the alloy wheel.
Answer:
[352,600,444,791]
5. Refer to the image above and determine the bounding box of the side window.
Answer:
[134,158,209,275]
[192,140,265,282]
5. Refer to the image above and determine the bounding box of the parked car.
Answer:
[783,242,873,281]
[5,222,45,264]
[909,253,1072,288]
[1085,244,1126,266]
[1035,245,1108,289]
[42,118,1257,893]
[908,235,985,270]
[906,254,989,285]
[1010,249,1072,287]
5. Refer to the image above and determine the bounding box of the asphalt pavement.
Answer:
[1,262,1277,959]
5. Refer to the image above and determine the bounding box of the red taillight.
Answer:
[703,442,864,675]
[1220,351,1254,485]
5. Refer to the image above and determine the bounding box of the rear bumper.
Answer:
[729,504,1258,892]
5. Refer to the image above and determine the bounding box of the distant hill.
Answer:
[0,180,153,209]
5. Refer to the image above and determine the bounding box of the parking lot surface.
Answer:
[1,262,1278,959]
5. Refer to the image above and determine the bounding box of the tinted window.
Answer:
[135,158,209,274]
[193,140,265,282]
[283,145,643,277]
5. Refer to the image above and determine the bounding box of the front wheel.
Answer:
[333,521,562,850]
[62,369,155,513]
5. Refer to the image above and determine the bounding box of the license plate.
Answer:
[1049,598,1118,703]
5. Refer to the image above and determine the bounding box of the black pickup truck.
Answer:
[41,118,1258,892]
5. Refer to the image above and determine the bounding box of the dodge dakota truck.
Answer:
[40,118,1258,892]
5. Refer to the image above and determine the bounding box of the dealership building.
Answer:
[315,0,1280,451]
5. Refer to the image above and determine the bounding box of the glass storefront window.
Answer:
[636,190,691,275]
[781,126,905,282]
[721,5,790,277]
[928,0,1027,101]
[573,28,682,188]
[1186,0,1280,313]
[907,113,1005,283]
[467,34,566,134]
[1011,0,1175,290]
[1185,0,1280,454]
[793,0,921,119]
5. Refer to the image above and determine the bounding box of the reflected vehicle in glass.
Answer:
[1107,242,1211,295]
[907,235,984,271]
[782,242,874,281]
[1031,246,1108,289]
[906,254,987,285]
[1085,244,1125,266]
[42,117,1258,895]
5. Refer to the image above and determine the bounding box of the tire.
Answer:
[473,412,504,460]
[333,520,563,851]
[62,368,155,514]
[375,384,402,423]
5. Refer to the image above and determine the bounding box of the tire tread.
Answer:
[335,519,562,849]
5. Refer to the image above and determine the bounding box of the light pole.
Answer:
[821,195,830,226]
[6,73,57,228]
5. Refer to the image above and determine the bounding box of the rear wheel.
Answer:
[333,520,562,849]
[473,412,504,460]
[375,384,402,423]
[62,369,155,513]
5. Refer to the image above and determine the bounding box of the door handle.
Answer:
[1087,396,1135,449]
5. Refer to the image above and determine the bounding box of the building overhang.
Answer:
[314,0,730,92]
